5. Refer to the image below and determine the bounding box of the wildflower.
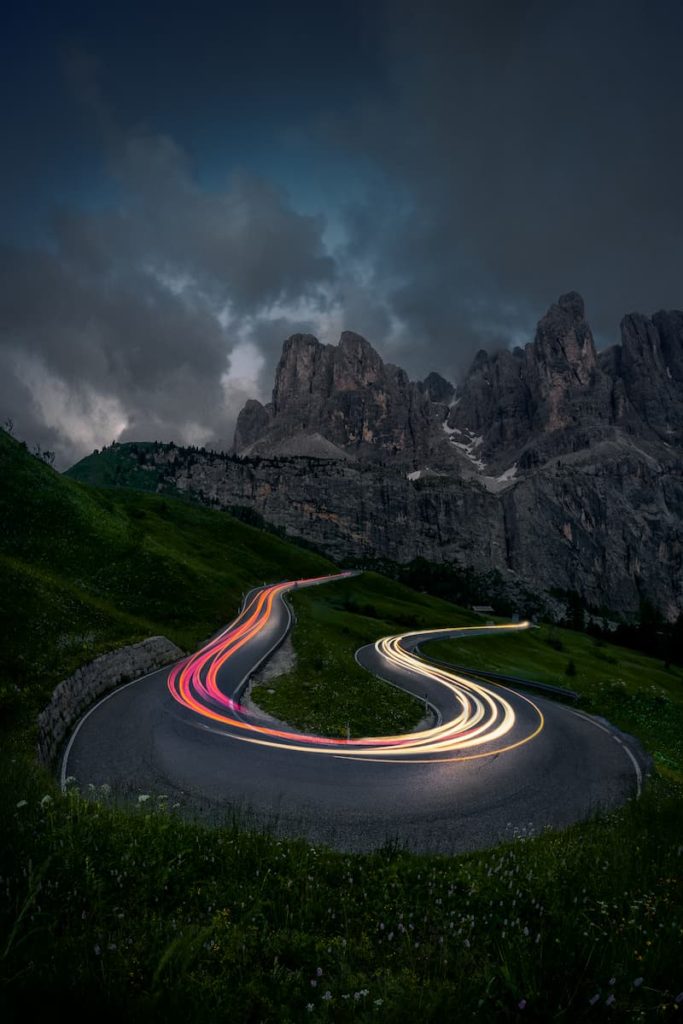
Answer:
[609,977,616,986]
[306,1004,314,1012]
[605,994,615,1007]
[634,977,644,988]
[374,999,383,1007]
[40,794,52,807]
[589,995,600,1006]
[675,992,683,1004]
[310,979,317,988]
[322,991,332,1002]
[94,944,101,956]
[316,967,323,976]
[16,800,27,809]
[518,999,527,1010]
[138,794,150,803]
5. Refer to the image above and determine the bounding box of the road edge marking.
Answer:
[567,707,643,797]
[60,663,177,791]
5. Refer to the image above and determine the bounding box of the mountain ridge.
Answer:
[68,292,683,620]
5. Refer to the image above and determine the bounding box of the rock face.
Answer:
[68,292,683,620]
[234,330,440,464]
[446,291,615,471]
[615,310,683,444]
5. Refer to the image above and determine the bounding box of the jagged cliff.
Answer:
[68,293,683,619]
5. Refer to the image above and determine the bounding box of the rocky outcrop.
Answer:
[446,291,618,471]
[70,439,683,621]
[234,330,438,464]
[614,310,683,444]
[68,291,683,620]
[419,371,455,405]
[37,636,184,767]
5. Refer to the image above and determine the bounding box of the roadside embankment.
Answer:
[37,636,184,766]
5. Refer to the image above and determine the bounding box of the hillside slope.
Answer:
[0,429,335,718]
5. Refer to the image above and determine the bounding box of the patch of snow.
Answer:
[496,463,518,482]
[406,467,446,482]
[442,420,461,437]
[479,464,520,493]
[441,414,488,471]
[446,430,486,470]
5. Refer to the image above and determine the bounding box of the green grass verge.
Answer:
[252,574,478,737]
[425,623,683,780]
[0,429,334,723]
[2,748,682,1022]
[2,428,683,1020]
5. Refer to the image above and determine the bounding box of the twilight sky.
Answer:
[2,0,683,466]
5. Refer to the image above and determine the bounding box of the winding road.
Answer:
[62,572,648,854]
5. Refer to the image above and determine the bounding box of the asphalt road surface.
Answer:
[62,572,649,854]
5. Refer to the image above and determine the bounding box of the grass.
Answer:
[1,428,683,1020]
[425,624,683,781]
[1,749,682,1022]
[252,574,479,737]
[0,429,334,723]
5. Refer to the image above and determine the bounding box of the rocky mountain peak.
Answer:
[444,292,605,468]
[532,290,597,386]
[419,371,455,405]
[234,329,437,462]
[233,398,272,452]
[334,331,384,389]
[556,290,585,318]
[234,291,683,474]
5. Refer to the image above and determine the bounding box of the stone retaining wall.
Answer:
[37,636,184,767]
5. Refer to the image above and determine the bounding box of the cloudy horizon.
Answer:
[3,0,682,467]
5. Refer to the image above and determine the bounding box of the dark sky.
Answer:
[2,0,682,465]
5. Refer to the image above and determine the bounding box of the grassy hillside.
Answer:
[252,573,479,737]
[0,429,333,721]
[65,439,172,490]
[426,625,683,781]
[1,428,683,1020]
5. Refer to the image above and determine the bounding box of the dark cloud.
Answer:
[3,1,682,463]
[0,128,336,466]
[333,0,683,378]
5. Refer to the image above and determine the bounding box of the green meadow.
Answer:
[1,429,682,1021]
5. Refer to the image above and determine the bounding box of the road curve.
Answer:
[62,573,649,854]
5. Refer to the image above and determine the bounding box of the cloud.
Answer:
[330,0,683,377]
[0,127,336,466]
[4,4,683,466]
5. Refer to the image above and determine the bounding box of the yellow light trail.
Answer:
[167,576,545,763]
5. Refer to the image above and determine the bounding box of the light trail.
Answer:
[167,574,544,763]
